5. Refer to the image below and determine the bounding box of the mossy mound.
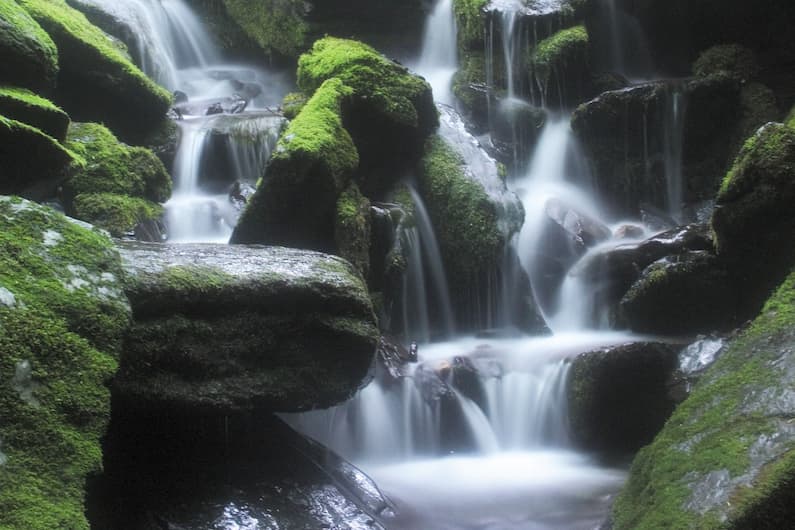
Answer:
[64,122,171,204]
[612,268,795,529]
[0,86,70,141]
[0,196,130,529]
[418,135,502,288]
[231,78,358,248]
[17,0,172,135]
[711,122,795,316]
[221,0,306,59]
[334,182,371,279]
[0,114,78,196]
[529,25,591,108]
[73,192,163,238]
[692,44,760,80]
[453,0,488,51]
[0,1,58,91]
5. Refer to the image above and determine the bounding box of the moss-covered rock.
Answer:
[335,182,371,279]
[451,50,491,131]
[0,86,70,141]
[568,341,681,456]
[453,0,488,51]
[619,251,737,335]
[17,0,172,136]
[231,77,357,248]
[281,91,307,120]
[296,37,437,195]
[73,192,163,238]
[692,44,760,80]
[418,135,502,291]
[116,242,378,413]
[220,0,306,59]
[711,122,795,317]
[0,114,78,196]
[612,268,795,529]
[528,25,592,109]
[0,196,130,530]
[0,1,58,91]
[64,122,171,205]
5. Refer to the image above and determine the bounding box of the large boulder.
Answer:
[297,37,437,197]
[0,1,58,91]
[567,341,681,455]
[711,122,795,317]
[0,86,70,141]
[63,122,170,237]
[0,114,77,197]
[17,0,172,137]
[611,269,795,529]
[231,78,358,249]
[116,242,379,413]
[528,25,593,109]
[0,196,131,529]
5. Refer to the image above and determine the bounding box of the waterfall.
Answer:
[414,0,458,105]
[663,87,686,222]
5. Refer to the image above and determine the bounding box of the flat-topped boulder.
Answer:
[116,242,379,414]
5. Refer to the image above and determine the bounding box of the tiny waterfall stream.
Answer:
[95,0,694,527]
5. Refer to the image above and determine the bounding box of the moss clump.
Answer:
[0,85,70,141]
[0,113,79,194]
[612,268,795,529]
[231,77,358,247]
[453,0,488,50]
[785,105,795,129]
[418,135,502,284]
[64,122,171,203]
[17,0,172,133]
[529,25,589,87]
[281,91,308,120]
[221,0,306,59]
[334,182,371,278]
[0,196,130,529]
[73,192,163,237]
[0,1,58,91]
[297,37,434,130]
[692,44,759,80]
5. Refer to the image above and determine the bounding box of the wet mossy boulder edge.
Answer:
[116,242,379,413]
[0,196,131,529]
[611,268,795,529]
[0,85,70,141]
[0,1,58,91]
[17,0,172,136]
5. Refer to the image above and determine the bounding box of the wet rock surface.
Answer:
[116,242,378,414]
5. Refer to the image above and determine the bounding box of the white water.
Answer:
[413,0,458,105]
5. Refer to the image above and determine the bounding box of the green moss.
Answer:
[418,136,502,283]
[693,44,759,80]
[64,122,171,203]
[0,196,130,529]
[786,105,795,129]
[221,0,306,59]
[453,0,488,50]
[0,85,70,140]
[297,37,432,129]
[17,0,172,128]
[0,0,58,90]
[529,25,589,87]
[612,269,795,529]
[73,192,163,237]
[281,91,307,120]
[334,182,371,278]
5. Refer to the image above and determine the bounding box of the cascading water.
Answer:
[413,0,458,105]
[85,0,289,242]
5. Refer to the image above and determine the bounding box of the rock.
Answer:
[0,86,70,141]
[527,25,593,110]
[17,0,172,137]
[692,44,760,80]
[614,224,645,239]
[116,242,379,413]
[619,251,737,335]
[335,182,371,279]
[611,270,795,529]
[0,114,77,197]
[452,51,491,132]
[297,37,438,197]
[0,197,131,529]
[490,97,547,165]
[711,122,795,317]
[72,192,163,239]
[0,1,58,91]
[231,78,357,250]
[567,341,681,455]
[546,197,612,248]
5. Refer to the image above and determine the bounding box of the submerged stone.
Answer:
[116,242,378,413]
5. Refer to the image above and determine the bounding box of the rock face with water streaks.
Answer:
[116,242,379,414]
[612,270,795,529]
